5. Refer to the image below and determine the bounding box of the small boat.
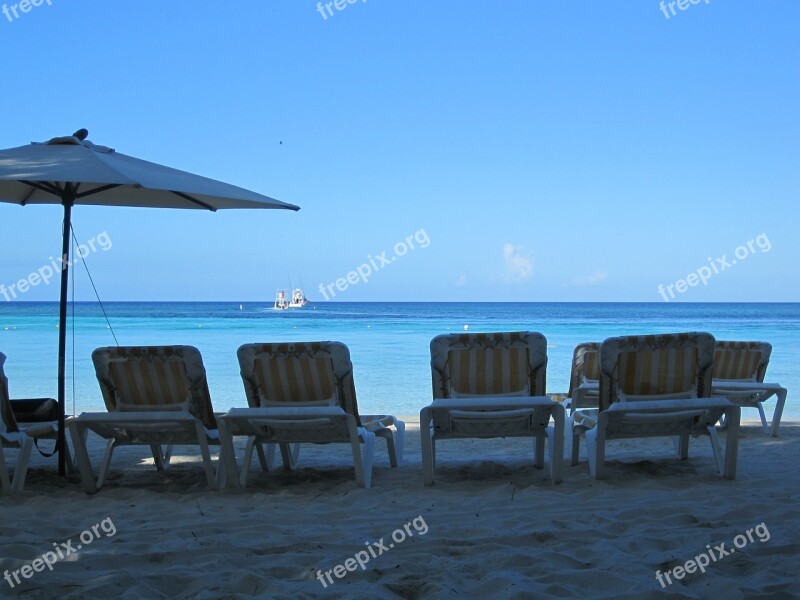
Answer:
[274,290,289,309]
[289,287,309,308]
[274,287,308,309]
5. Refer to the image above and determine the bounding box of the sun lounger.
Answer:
[1,353,33,493]
[571,332,740,479]
[712,341,787,436]
[0,353,66,493]
[217,341,404,489]
[67,346,223,493]
[420,332,564,485]
[566,342,600,415]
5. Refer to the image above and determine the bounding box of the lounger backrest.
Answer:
[713,341,771,382]
[237,341,362,425]
[0,353,19,435]
[430,332,547,399]
[599,332,715,411]
[252,355,338,406]
[567,342,601,397]
[92,346,217,430]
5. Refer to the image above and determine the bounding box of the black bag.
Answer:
[10,398,59,423]
[10,398,60,457]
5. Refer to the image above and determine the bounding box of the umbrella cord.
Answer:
[70,227,120,347]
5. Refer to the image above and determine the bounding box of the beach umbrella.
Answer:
[0,130,300,475]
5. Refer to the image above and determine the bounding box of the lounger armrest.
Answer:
[222,407,347,419]
[70,411,200,423]
[427,396,555,411]
[606,398,733,413]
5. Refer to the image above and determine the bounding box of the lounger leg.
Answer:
[347,417,374,488]
[393,421,405,467]
[359,431,376,489]
[722,407,740,480]
[707,427,725,476]
[420,407,435,486]
[571,425,583,466]
[534,434,545,469]
[194,422,216,489]
[163,445,174,465]
[564,416,573,460]
[674,434,690,460]
[376,421,405,468]
[375,430,398,468]
[216,419,241,489]
[770,389,787,437]
[549,406,565,484]
[586,422,606,479]
[68,421,98,494]
[9,436,33,493]
[96,440,118,490]
[254,440,275,472]
[241,442,254,488]
[64,441,76,475]
[279,443,295,471]
[151,445,167,471]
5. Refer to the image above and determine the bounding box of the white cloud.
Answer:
[571,270,608,286]
[502,243,533,282]
[455,274,468,286]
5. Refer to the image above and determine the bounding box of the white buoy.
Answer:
[463,325,469,330]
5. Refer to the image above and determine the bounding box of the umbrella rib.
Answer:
[19,180,62,203]
[171,191,217,211]
[75,183,121,199]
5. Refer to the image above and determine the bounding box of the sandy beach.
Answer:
[1,418,798,599]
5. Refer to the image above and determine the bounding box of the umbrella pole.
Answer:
[57,194,74,477]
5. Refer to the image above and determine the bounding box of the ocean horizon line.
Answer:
[2,300,799,306]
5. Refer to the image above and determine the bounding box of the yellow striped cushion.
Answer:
[448,347,529,396]
[618,348,697,396]
[253,355,338,406]
[583,350,600,381]
[714,348,761,381]
[108,358,191,411]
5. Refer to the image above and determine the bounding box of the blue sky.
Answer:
[0,1,797,302]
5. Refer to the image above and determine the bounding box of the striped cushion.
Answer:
[253,354,338,406]
[583,350,600,381]
[108,357,191,411]
[618,348,697,396]
[448,347,530,396]
[567,343,600,397]
[714,346,762,381]
[599,332,714,410]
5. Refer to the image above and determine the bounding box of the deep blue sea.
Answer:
[0,302,797,421]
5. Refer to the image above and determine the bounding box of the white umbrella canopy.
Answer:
[0,130,300,476]
[0,133,300,210]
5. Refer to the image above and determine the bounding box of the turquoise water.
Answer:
[0,302,797,420]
